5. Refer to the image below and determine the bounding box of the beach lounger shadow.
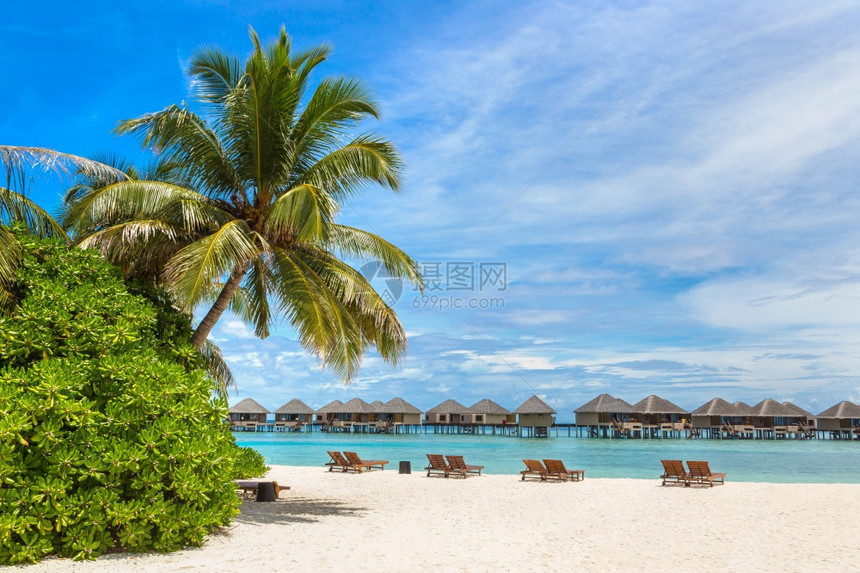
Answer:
[685,460,726,487]
[543,459,585,482]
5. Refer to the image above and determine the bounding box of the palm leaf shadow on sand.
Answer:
[233,496,368,525]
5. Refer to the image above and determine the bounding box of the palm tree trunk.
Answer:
[190,265,247,349]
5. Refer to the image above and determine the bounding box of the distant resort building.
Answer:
[691,397,739,437]
[273,399,313,431]
[465,399,514,426]
[425,399,469,427]
[315,400,344,425]
[815,401,860,439]
[574,394,635,438]
[630,395,688,438]
[226,393,858,441]
[377,397,423,430]
[514,395,556,437]
[228,397,270,431]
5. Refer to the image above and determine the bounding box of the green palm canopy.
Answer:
[63,27,423,382]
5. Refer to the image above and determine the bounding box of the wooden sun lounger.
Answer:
[445,455,483,478]
[234,480,290,499]
[521,459,560,482]
[660,459,689,486]
[543,459,585,482]
[344,451,388,472]
[425,454,450,477]
[325,450,357,472]
[686,460,726,487]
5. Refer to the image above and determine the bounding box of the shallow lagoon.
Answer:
[235,432,860,483]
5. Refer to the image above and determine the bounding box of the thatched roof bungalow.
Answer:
[574,394,634,426]
[465,398,514,425]
[750,398,797,427]
[375,397,423,425]
[315,399,344,423]
[631,395,688,425]
[229,397,270,427]
[339,398,374,423]
[690,397,740,429]
[273,399,313,426]
[514,395,556,436]
[425,399,469,424]
[815,401,860,432]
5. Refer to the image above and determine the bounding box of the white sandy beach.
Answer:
[17,464,859,572]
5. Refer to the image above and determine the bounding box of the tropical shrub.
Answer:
[0,232,245,563]
[230,447,269,480]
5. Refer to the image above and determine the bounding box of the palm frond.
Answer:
[269,246,364,381]
[297,134,403,201]
[1,187,68,239]
[292,77,379,164]
[199,339,236,399]
[63,180,233,236]
[114,105,242,200]
[327,224,423,290]
[163,220,260,311]
[0,226,20,313]
[262,183,338,243]
[0,145,128,182]
[189,47,244,105]
[291,245,408,365]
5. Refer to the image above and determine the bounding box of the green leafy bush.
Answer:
[0,233,246,563]
[230,447,269,479]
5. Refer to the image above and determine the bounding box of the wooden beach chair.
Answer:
[543,459,585,482]
[685,460,726,487]
[344,451,388,472]
[521,459,557,482]
[425,454,450,477]
[660,459,688,486]
[445,455,484,478]
[325,450,355,472]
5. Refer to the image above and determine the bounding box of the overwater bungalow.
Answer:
[690,398,741,438]
[335,398,375,430]
[630,395,688,438]
[315,400,344,426]
[273,398,313,431]
[465,398,515,426]
[228,397,271,431]
[782,402,816,438]
[574,394,635,438]
[513,395,556,438]
[750,399,802,439]
[816,401,860,439]
[425,399,469,433]
[375,397,423,433]
[730,401,756,437]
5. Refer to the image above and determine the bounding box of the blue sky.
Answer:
[3,1,860,417]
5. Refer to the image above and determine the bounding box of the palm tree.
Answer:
[64,27,422,381]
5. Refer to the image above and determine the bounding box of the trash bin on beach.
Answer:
[399,461,411,474]
[256,481,276,502]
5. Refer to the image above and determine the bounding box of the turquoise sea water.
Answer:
[235,432,860,483]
